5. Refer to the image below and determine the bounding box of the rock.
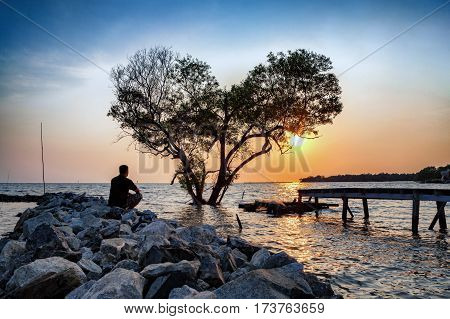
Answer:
[231,248,248,267]
[69,218,84,234]
[250,248,271,268]
[5,257,86,298]
[65,280,96,299]
[303,273,336,298]
[77,258,102,279]
[113,259,140,272]
[82,268,146,299]
[145,272,193,299]
[214,268,314,299]
[0,240,26,271]
[138,221,174,238]
[22,212,61,238]
[138,210,157,223]
[100,220,121,238]
[119,224,132,236]
[14,208,38,233]
[76,227,103,251]
[121,210,138,225]
[227,266,251,282]
[198,254,225,287]
[66,236,81,251]
[175,225,221,246]
[227,236,260,258]
[80,247,94,260]
[96,238,138,268]
[141,260,200,281]
[261,251,297,269]
[169,285,217,299]
[25,224,73,259]
[80,214,102,231]
[103,207,124,220]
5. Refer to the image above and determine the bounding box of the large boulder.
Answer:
[250,248,271,268]
[77,258,102,280]
[25,224,73,259]
[227,236,260,258]
[22,212,61,238]
[145,272,193,299]
[0,240,27,272]
[141,260,200,281]
[214,268,314,299]
[261,251,297,269]
[100,238,138,260]
[5,257,86,298]
[82,268,146,299]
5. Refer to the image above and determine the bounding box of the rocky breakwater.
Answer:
[0,192,340,299]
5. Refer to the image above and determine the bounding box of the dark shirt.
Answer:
[108,175,138,208]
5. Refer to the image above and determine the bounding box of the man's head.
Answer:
[119,165,129,177]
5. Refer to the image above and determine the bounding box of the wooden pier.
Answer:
[298,188,449,234]
[238,199,337,216]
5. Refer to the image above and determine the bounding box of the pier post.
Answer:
[362,198,369,220]
[412,193,420,234]
[342,197,348,223]
[437,202,447,230]
[315,197,319,217]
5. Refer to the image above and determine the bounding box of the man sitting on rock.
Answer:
[108,165,142,209]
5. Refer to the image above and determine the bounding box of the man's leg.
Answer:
[126,192,142,209]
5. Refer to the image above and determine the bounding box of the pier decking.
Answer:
[298,188,449,233]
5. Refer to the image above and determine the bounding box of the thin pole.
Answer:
[6,171,10,184]
[40,122,46,194]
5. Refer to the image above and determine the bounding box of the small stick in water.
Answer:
[236,214,243,230]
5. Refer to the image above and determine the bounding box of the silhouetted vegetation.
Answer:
[109,47,343,205]
[301,164,450,183]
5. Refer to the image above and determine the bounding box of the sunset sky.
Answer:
[0,0,449,183]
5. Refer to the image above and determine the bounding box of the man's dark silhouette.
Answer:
[108,165,142,209]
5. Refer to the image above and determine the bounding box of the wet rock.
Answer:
[198,254,225,287]
[250,248,271,268]
[22,212,61,238]
[169,285,217,299]
[77,258,102,280]
[214,268,314,299]
[5,257,86,298]
[82,268,146,299]
[261,251,297,269]
[140,260,200,281]
[303,273,336,298]
[113,259,140,272]
[65,280,96,299]
[227,236,260,258]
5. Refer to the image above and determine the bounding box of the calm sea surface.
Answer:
[0,182,448,298]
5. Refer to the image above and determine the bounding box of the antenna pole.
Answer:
[41,122,46,194]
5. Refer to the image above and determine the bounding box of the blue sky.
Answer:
[0,0,449,182]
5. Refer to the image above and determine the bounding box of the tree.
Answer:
[108,47,343,205]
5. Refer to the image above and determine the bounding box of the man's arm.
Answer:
[128,179,140,193]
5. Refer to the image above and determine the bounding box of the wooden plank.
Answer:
[362,198,369,220]
[298,188,450,202]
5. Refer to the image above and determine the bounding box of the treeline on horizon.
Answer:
[301,165,450,183]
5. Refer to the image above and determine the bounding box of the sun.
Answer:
[289,134,304,147]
